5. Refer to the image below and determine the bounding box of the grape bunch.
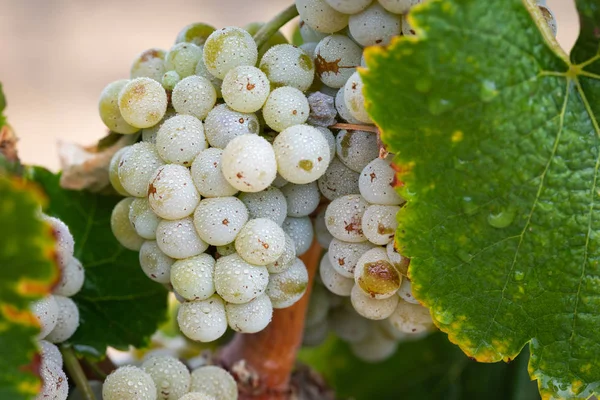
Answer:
[31,214,83,400]
[102,355,238,400]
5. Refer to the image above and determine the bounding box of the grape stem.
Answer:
[60,345,97,400]
[253,4,299,49]
[329,122,380,134]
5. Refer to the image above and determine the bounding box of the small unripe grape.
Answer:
[222,134,277,192]
[328,238,376,278]
[266,258,309,308]
[156,115,207,166]
[156,217,208,259]
[354,247,401,299]
[203,26,258,79]
[165,42,203,78]
[204,104,259,149]
[172,76,217,120]
[176,23,216,46]
[148,164,200,220]
[226,294,273,333]
[139,241,175,284]
[344,71,372,123]
[31,295,58,339]
[99,80,140,134]
[314,35,362,89]
[109,147,132,196]
[103,365,157,400]
[262,87,310,132]
[214,254,269,304]
[359,157,404,205]
[235,218,286,265]
[118,77,168,128]
[190,366,238,400]
[319,253,354,296]
[170,254,216,301]
[191,148,238,198]
[296,0,350,33]
[325,194,369,243]
[53,257,84,297]
[216,243,237,258]
[222,66,270,113]
[351,284,399,320]
[161,70,181,91]
[282,216,314,255]
[118,142,165,197]
[45,295,79,343]
[177,295,227,342]
[129,198,161,240]
[142,355,191,400]
[131,48,166,82]
[238,186,287,225]
[111,198,144,251]
[193,197,249,246]
[259,44,314,91]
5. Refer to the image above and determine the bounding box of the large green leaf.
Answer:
[28,167,169,359]
[300,333,539,400]
[362,0,600,398]
[0,177,57,400]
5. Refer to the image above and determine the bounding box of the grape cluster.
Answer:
[102,355,237,400]
[31,214,83,400]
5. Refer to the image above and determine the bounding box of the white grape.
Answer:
[214,254,269,304]
[281,182,320,218]
[335,87,361,124]
[195,48,223,97]
[329,305,370,343]
[31,295,58,339]
[141,109,177,144]
[235,218,286,265]
[344,71,372,123]
[161,70,181,91]
[319,253,354,296]
[259,44,314,91]
[204,104,259,149]
[109,147,132,196]
[336,129,378,173]
[99,80,139,134]
[148,164,200,220]
[318,157,360,201]
[296,0,349,33]
[315,208,333,249]
[142,355,191,400]
[176,22,216,46]
[314,35,362,89]
[170,254,216,301]
[388,300,433,334]
[103,365,157,400]
[193,197,249,246]
[398,278,419,304]
[131,48,166,82]
[111,197,144,251]
[282,216,314,255]
[45,295,79,343]
[118,142,165,197]
[262,87,310,132]
[178,393,216,400]
[299,19,328,43]
[39,340,63,367]
[316,127,336,161]
[53,257,84,297]
[203,26,258,79]
[221,134,277,192]
[189,366,238,400]
[299,41,318,58]
[165,42,203,78]
[177,295,227,342]
[191,148,238,198]
[41,215,75,268]
[305,283,330,327]
[325,194,368,242]
[351,284,399,320]
[359,157,404,205]
[129,198,161,240]
[303,318,330,347]
[386,240,409,276]
[172,76,217,120]
[216,243,237,258]
[265,233,297,273]
[222,66,270,113]
[325,0,372,14]
[156,217,209,259]
[354,247,401,299]
[118,77,168,128]
[378,0,421,14]
[226,294,273,333]
[401,13,415,36]
[238,186,287,225]
[139,241,175,284]
[272,173,289,188]
[328,238,376,278]
[36,360,68,400]
[156,115,207,166]
[349,3,401,47]
[266,258,309,308]
[273,124,331,184]
[350,325,398,362]
[362,204,400,245]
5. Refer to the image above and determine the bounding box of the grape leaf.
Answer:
[0,177,57,400]
[362,0,600,398]
[300,333,540,400]
[28,167,169,359]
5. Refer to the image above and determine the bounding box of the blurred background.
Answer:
[0,0,578,170]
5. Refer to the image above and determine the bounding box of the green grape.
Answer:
[259,44,315,92]
[175,22,216,46]
[203,27,258,79]
[262,87,310,132]
[131,48,167,82]
[161,70,181,91]
[98,80,140,134]
[171,75,217,120]
[109,147,132,196]
[118,77,168,129]
[165,42,203,78]
[111,197,144,251]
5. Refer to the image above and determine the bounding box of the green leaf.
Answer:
[299,333,540,400]
[0,177,57,400]
[362,0,600,398]
[28,167,169,359]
